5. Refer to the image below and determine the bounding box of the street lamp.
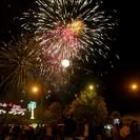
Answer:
[28,84,41,120]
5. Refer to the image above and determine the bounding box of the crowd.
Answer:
[0,115,140,140]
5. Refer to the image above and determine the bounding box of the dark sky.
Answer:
[1,0,138,114]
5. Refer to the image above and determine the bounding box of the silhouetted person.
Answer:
[64,114,76,139]
[125,120,140,140]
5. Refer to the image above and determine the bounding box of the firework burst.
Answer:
[21,0,119,64]
[19,0,119,91]
[0,38,42,92]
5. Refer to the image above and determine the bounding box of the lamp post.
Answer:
[28,84,40,120]
[31,84,45,122]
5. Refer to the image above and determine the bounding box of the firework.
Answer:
[0,38,42,92]
[21,0,119,64]
[19,0,119,92]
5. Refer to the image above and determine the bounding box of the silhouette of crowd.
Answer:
[0,115,140,140]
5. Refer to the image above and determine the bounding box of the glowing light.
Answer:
[28,101,37,119]
[88,85,94,90]
[131,83,138,91]
[61,59,70,68]
[3,103,7,108]
[104,124,113,130]
[30,123,38,129]
[32,86,39,94]
[9,105,27,116]
[0,102,26,115]
[0,109,6,114]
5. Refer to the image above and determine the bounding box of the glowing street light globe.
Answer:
[61,59,70,68]
[86,84,97,97]
[88,85,94,91]
[32,86,39,94]
[131,83,138,91]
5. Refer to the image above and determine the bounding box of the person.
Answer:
[64,114,76,140]
[111,125,124,140]
[125,120,140,140]
[88,120,97,140]
[43,123,53,140]
[83,121,89,139]
[119,123,130,139]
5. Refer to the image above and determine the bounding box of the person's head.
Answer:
[67,113,73,119]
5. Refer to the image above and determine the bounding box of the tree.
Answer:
[68,90,108,125]
[44,101,62,121]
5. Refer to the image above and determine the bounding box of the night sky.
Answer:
[0,0,138,114]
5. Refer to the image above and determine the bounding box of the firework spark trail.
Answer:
[21,0,118,63]
[0,38,42,91]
